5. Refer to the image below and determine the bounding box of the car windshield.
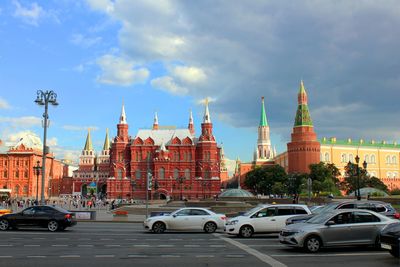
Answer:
[243,206,265,217]
[307,211,335,224]
[312,203,339,215]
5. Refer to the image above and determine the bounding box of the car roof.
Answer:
[257,204,309,208]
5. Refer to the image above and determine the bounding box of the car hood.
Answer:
[282,222,323,232]
[288,214,314,221]
[381,222,400,236]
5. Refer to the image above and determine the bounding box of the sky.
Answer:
[1,0,400,172]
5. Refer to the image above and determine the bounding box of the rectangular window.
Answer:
[15,171,19,178]
[24,171,28,178]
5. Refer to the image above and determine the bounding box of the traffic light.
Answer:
[147,172,153,190]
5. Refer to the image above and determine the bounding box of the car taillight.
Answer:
[394,213,400,219]
[65,214,71,219]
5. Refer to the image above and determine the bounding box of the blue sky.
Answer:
[1,0,400,171]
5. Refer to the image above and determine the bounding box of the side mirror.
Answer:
[326,220,335,226]
[173,214,177,218]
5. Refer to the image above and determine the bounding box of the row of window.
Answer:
[0,160,30,167]
[114,168,212,180]
[1,171,29,179]
[322,153,398,165]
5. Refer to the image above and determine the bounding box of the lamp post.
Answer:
[354,155,368,201]
[35,90,58,205]
[176,177,184,200]
[33,161,41,204]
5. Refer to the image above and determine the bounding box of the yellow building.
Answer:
[320,137,400,190]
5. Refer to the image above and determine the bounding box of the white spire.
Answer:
[119,102,127,124]
[189,109,193,124]
[154,112,158,125]
[273,146,277,158]
[203,98,211,123]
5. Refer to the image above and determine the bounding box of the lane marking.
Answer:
[161,255,181,258]
[105,245,121,247]
[226,254,245,258]
[60,255,80,258]
[133,244,150,247]
[52,245,68,247]
[78,245,94,247]
[100,238,113,240]
[214,233,287,267]
[192,239,205,241]
[95,255,115,258]
[79,238,91,240]
[145,239,160,241]
[271,252,388,257]
[184,244,200,247]
[128,255,148,258]
[0,256,13,258]
[210,245,226,247]
[56,238,69,240]
[24,245,40,247]
[157,245,174,247]
[196,255,214,258]
[27,256,46,258]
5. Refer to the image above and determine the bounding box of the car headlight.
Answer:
[226,220,239,225]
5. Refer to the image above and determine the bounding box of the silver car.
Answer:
[279,209,397,252]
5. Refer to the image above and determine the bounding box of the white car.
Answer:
[225,204,312,238]
[143,207,226,233]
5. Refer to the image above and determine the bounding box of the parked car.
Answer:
[0,205,12,215]
[0,205,76,232]
[279,209,397,252]
[143,207,226,233]
[225,204,312,238]
[380,222,400,258]
[286,200,400,225]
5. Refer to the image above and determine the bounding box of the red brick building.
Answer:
[0,134,66,199]
[73,100,225,200]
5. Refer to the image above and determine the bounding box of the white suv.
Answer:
[225,204,312,238]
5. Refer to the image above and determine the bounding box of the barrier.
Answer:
[72,210,96,220]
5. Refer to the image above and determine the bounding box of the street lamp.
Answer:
[33,161,41,204]
[35,90,58,205]
[353,155,368,201]
[176,177,184,200]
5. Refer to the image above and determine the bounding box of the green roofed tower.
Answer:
[294,80,313,127]
[256,97,274,162]
[260,96,268,126]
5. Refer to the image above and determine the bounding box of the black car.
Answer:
[0,205,77,232]
[380,222,400,258]
[286,200,400,225]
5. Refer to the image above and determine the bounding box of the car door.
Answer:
[34,206,54,227]
[251,207,277,233]
[169,209,192,230]
[16,207,36,226]
[189,209,210,230]
[320,212,354,246]
[348,211,380,244]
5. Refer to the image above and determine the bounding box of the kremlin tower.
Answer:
[287,80,320,173]
[256,97,274,162]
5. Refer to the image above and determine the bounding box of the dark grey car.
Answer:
[279,209,397,252]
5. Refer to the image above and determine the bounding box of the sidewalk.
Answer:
[90,209,145,223]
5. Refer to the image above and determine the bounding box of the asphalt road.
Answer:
[0,222,399,267]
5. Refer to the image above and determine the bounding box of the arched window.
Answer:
[341,154,347,163]
[15,185,20,196]
[188,152,192,161]
[324,152,330,162]
[23,185,28,196]
[386,155,391,164]
[183,152,186,161]
[135,169,141,179]
[173,168,179,179]
[204,169,211,179]
[117,169,122,180]
[184,169,190,180]
[371,155,376,164]
[392,156,397,164]
[159,168,165,179]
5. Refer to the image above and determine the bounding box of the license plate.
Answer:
[381,243,391,250]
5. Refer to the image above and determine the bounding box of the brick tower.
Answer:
[287,80,320,174]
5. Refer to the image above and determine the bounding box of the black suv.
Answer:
[286,200,399,225]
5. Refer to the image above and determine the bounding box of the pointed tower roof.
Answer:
[203,98,211,123]
[294,80,313,127]
[160,141,167,151]
[84,129,93,151]
[119,102,127,124]
[189,109,194,124]
[260,96,268,126]
[153,112,159,130]
[102,128,110,151]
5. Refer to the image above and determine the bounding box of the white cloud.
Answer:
[70,34,102,48]
[0,97,10,109]
[13,0,44,26]
[171,66,207,84]
[4,130,37,144]
[62,125,99,131]
[96,54,149,86]
[151,76,188,95]
[86,0,114,13]
[47,137,58,146]
[0,116,41,128]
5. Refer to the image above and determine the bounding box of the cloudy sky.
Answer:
[1,0,400,168]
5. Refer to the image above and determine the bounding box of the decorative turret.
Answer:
[84,128,93,151]
[199,98,215,142]
[153,112,159,130]
[287,80,320,174]
[97,128,111,169]
[120,102,127,124]
[117,102,129,142]
[102,128,110,153]
[188,109,195,136]
[79,129,95,171]
[256,97,272,161]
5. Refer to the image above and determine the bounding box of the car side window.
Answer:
[39,206,54,214]
[253,207,276,218]
[353,211,380,223]
[295,207,308,214]
[374,204,387,213]
[332,212,353,224]
[22,207,35,215]
[339,204,355,209]
[190,209,209,216]
[277,207,295,216]
[175,209,191,216]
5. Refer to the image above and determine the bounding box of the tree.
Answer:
[244,165,288,195]
[286,173,307,195]
[308,162,341,195]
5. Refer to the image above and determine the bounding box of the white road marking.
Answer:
[184,244,199,247]
[105,245,121,247]
[52,245,68,247]
[0,256,13,258]
[192,239,205,241]
[100,238,113,240]
[133,244,150,247]
[60,255,80,258]
[210,245,226,247]
[214,233,287,267]
[161,255,181,258]
[196,255,214,258]
[128,255,148,258]
[24,245,40,247]
[145,239,160,241]
[56,238,69,240]
[78,245,94,247]
[169,238,182,241]
[79,238,91,240]
[157,245,174,247]
[226,255,245,258]
[95,255,115,258]
[27,256,46,258]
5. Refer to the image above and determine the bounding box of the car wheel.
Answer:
[304,235,322,253]
[0,219,9,231]
[239,225,253,238]
[204,222,217,233]
[48,220,59,232]
[152,221,166,234]
[389,247,400,258]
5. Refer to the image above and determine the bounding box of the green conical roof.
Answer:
[294,80,313,127]
[84,129,93,151]
[260,97,268,126]
[103,128,110,150]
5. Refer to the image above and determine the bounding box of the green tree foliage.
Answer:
[244,165,288,195]
[286,173,307,195]
[308,162,341,195]
[341,162,388,194]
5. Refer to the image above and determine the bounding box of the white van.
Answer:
[224,204,312,238]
